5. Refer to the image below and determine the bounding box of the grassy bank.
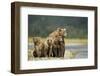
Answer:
[28,37,87,44]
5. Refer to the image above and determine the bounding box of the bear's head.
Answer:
[33,37,42,46]
[56,28,67,37]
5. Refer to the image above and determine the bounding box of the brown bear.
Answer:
[32,37,48,57]
[48,28,67,57]
[45,37,54,57]
[51,36,62,57]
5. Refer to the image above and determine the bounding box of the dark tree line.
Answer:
[28,15,88,38]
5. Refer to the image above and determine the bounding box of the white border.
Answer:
[20,6,95,70]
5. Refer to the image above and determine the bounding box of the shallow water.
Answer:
[65,44,88,59]
[28,43,88,60]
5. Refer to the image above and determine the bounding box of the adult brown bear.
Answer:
[48,28,67,57]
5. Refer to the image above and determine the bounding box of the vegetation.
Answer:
[28,15,88,39]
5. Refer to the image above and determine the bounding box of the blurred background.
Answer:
[28,15,88,39]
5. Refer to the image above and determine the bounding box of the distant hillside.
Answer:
[28,15,88,38]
